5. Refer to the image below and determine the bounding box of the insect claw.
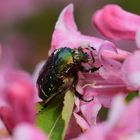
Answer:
[74,89,94,102]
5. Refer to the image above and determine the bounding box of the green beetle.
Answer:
[37,47,99,105]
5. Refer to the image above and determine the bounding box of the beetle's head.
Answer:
[73,47,88,63]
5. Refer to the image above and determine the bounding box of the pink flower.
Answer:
[0,46,49,138]
[50,4,129,104]
[77,72,128,108]
[92,4,140,92]
[93,4,140,40]
[0,68,36,133]
[13,123,48,140]
[75,95,140,140]
[118,24,140,91]
[136,30,140,48]
[65,98,102,139]
[121,50,140,90]
[92,2,140,96]
[0,123,48,140]
[50,4,129,61]
[49,4,130,137]
[0,118,10,139]
[73,97,101,131]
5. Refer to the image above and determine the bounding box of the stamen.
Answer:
[82,83,126,89]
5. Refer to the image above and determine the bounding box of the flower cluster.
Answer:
[0,3,140,140]
[51,4,140,139]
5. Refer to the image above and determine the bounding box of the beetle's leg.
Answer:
[72,74,94,102]
[89,67,100,72]
[90,51,95,63]
[73,88,94,102]
[79,65,100,72]
[88,47,95,63]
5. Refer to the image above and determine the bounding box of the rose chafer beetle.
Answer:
[37,47,100,105]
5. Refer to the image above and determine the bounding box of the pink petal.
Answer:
[118,97,140,134]
[102,46,131,62]
[75,124,106,140]
[50,4,103,53]
[0,68,36,132]
[93,4,140,40]
[75,96,140,140]
[106,96,140,138]
[121,50,140,89]
[13,123,48,140]
[135,30,140,48]
[0,107,15,133]
[80,98,101,126]
[124,133,140,140]
[73,97,101,131]
[65,115,81,140]
[77,72,128,108]
[73,112,90,131]
[32,61,46,102]
[106,95,127,131]
[98,42,123,82]
[50,4,129,61]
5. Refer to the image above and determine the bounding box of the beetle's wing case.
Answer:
[37,49,63,100]
[37,47,75,101]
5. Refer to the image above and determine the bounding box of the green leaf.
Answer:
[36,94,64,140]
[62,91,75,139]
[36,91,74,140]
[125,91,139,102]
[98,106,109,121]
